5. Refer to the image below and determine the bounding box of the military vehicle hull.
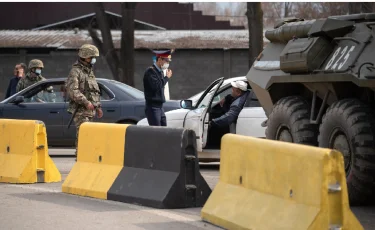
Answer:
[247,13,375,206]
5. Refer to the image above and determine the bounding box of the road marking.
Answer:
[3,184,212,229]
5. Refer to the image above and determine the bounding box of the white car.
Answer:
[137,76,267,162]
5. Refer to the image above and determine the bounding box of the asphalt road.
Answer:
[0,149,374,230]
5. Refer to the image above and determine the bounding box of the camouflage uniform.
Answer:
[65,44,101,156]
[17,59,46,93]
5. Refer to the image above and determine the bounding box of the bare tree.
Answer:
[232,3,248,28]
[194,2,219,15]
[284,2,293,18]
[319,2,349,17]
[89,3,120,81]
[246,2,263,68]
[261,2,282,28]
[88,2,137,86]
[197,2,375,32]
[215,2,248,28]
[120,3,137,87]
[292,2,321,19]
[349,2,374,14]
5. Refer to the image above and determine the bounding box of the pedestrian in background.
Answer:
[5,63,26,99]
[143,49,173,126]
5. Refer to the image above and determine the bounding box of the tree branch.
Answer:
[120,2,137,86]
[247,2,263,68]
[272,3,281,18]
[88,19,104,55]
[89,2,121,81]
[93,3,115,53]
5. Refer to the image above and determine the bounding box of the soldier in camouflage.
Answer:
[65,44,103,159]
[16,59,56,103]
[16,59,46,95]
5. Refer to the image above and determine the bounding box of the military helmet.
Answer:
[28,59,44,69]
[78,44,99,58]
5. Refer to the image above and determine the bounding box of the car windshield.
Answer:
[108,80,144,99]
[188,85,219,107]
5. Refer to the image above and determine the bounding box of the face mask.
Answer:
[35,69,42,75]
[161,63,169,70]
[90,57,96,65]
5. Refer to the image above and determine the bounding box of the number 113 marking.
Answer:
[325,45,355,71]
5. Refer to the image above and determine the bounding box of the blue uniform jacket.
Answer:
[212,90,249,127]
[143,64,169,108]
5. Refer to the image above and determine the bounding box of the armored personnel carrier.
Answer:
[247,13,375,205]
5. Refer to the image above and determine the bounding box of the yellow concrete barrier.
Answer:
[0,119,61,183]
[62,122,129,199]
[201,134,363,230]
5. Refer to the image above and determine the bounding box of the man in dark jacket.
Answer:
[5,63,26,99]
[143,49,173,126]
[210,80,249,130]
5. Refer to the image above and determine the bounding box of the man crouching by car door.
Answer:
[209,80,249,133]
[143,49,173,126]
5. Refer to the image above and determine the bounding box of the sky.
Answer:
[218,2,232,8]
[217,2,239,9]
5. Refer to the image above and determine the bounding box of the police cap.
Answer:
[152,49,174,62]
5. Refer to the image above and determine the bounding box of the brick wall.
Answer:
[0,49,249,100]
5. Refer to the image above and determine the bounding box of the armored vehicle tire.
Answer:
[265,96,319,146]
[318,98,375,206]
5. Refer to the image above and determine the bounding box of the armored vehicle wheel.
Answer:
[318,98,375,206]
[265,96,319,146]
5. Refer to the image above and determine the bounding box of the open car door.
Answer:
[183,77,224,152]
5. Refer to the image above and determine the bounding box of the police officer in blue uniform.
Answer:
[143,49,173,126]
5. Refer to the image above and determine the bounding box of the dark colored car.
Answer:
[0,78,181,147]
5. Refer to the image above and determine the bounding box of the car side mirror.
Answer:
[13,96,24,104]
[180,100,193,109]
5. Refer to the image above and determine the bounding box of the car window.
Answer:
[189,78,247,107]
[195,79,224,109]
[22,82,66,103]
[99,84,113,101]
[212,86,232,105]
[109,80,144,99]
[196,93,211,108]
[244,91,261,107]
[189,83,223,107]
[210,81,249,107]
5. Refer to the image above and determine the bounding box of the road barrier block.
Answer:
[0,119,61,183]
[62,123,128,199]
[62,123,212,208]
[201,134,363,230]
